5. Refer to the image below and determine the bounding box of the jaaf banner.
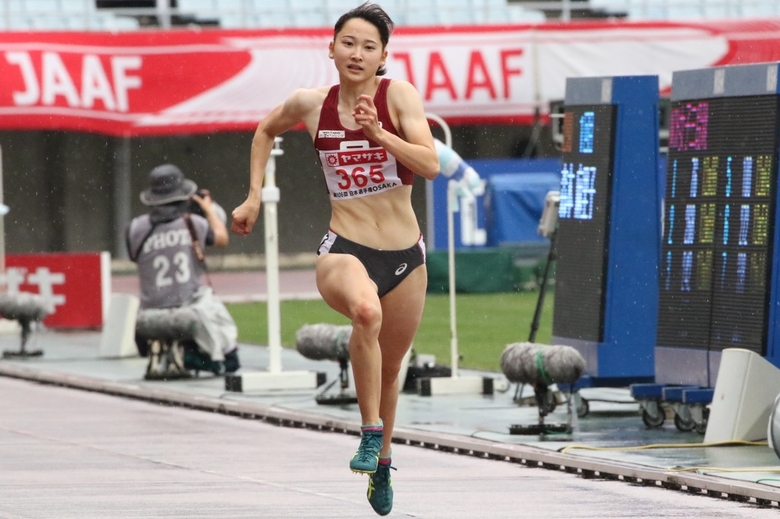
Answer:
[0,20,779,136]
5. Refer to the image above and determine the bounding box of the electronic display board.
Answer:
[553,104,616,342]
[551,75,659,384]
[658,96,780,356]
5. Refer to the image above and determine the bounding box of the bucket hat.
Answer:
[140,164,198,206]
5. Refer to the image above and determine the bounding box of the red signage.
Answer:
[0,20,779,135]
[4,252,110,328]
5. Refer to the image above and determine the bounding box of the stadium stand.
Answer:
[0,1,778,31]
[589,0,780,20]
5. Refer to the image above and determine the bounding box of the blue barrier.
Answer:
[429,157,561,250]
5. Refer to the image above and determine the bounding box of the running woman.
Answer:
[231,2,439,515]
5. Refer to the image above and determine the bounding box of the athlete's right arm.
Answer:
[231,89,319,235]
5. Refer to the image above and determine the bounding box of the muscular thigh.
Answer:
[316,252,379,318]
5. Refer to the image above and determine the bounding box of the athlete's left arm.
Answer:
[354,80,439,180]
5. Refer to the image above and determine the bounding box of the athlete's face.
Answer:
[329,18,387,80]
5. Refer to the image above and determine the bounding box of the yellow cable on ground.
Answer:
[559,439,767,455]
[560,440,779,475]
[668,465,780,473]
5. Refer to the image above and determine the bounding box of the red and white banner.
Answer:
[3,252,110,328]
[0,20,779,136]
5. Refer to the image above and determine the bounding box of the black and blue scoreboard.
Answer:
[552,75,661,385]
[656,62,780,387]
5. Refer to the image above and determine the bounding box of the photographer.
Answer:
[126,163,240,374]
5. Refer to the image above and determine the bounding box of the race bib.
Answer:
[319,140,402,200]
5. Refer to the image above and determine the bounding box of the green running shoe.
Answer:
[367,461,395,516]
[350,425,383,474]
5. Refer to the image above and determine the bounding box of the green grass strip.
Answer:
[226,291,553,373]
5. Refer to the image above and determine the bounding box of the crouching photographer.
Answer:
[126,164,240,375]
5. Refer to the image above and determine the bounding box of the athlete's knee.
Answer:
[351,298,382,331]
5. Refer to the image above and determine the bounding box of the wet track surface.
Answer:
[2,376,777,519]
[0,269,778,517]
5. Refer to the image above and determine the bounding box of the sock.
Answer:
[378,455,392,466]
[361,420,383,433]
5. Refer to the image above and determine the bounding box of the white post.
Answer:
[156,0,172,29]
[561,0,571,22]
[426,113,460,378]
[421,114,489,396]
[264,137,283,374]
[224,136,323,392]
[446,179,459,378]
[0,145,16,336]
[0,145,6,291]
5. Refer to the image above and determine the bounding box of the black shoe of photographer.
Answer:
[183,344,213,373]
[224,349,241,374]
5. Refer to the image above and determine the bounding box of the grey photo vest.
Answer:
[127,214,210,309]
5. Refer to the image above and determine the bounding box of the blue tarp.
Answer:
[430,158,562,250]
[484,172,561,246]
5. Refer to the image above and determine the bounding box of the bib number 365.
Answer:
[336,164,385,190]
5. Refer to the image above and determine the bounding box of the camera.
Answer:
[186,189,210,218]
[187,189,227,224]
